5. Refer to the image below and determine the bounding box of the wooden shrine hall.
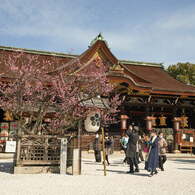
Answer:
[0,33,195,153]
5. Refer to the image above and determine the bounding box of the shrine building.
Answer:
[0,33,195,153]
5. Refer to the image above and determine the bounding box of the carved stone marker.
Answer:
[60,138,67,174]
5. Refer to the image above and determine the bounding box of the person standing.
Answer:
[158,131,167,171]
[137,135,144,163]
[110,136,114,154]
[126,125,139,173]
[143,133,150,160]
[167,134,173,153]
[103,136,111,165]
[147,129,159,177]
[93,134,102,162]
[120,134,129,165]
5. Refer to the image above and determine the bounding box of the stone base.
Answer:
[0,152,15,159]
[73,149,79,175]
[66,166,73,175]
[14,166,60,174]
[172,149,181,154]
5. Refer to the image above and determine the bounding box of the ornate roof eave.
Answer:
[108,73,195,97]
[108,74,152,91]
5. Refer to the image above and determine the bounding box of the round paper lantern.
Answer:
[84,113,100,132]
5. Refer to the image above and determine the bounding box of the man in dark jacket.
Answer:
[126,125,139,173]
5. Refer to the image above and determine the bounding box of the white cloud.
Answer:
[0,0,97,47]
[0,0,195,67]
[154,10,195,30]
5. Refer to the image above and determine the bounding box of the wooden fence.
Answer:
[15,135,74,167]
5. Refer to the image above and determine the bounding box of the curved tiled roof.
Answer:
[0,40,195,96]
[0,45,75,78]
[121,63,195,94]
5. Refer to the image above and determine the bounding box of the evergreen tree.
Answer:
[166,62,195,86]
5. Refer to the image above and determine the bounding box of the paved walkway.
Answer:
[0,154,195,195]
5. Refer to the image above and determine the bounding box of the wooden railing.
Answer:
[180,142,195,155]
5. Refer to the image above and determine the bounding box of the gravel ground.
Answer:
[0,154,195,195]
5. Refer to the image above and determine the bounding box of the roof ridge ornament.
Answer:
[89,32,110,48]
[98,32,103,40]
[110,61,124,71]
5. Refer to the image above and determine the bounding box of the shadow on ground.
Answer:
[178,168,195,171]
[0,162,14,174]
[82,159,123,167]
[95,168,149,176]
[169,159,195,164]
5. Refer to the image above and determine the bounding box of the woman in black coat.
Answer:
[126,126,139,173]
[147,129,159,177]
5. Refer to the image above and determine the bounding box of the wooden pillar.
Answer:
[44,138,48,161]
[121,106,125,115]
[101,127,106,176]
[121,106,125,135]
[145,106,150,116]
[172,107,180,153]
[78,120,82,175]
[145,106,150,134]
[172,107,177,150]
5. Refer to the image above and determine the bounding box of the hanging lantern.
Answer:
[120,115,129,130]
[0,122,9,143]
[84,112,100,132]
[0,131,8,143]
[180,116,188,127]
[159,107,167,126]
[180,109,188,128]
[159,115,167,126]
[151,114,157,127]
[9,122,17,136]
[151,108,157,127]
[3,110,13,121]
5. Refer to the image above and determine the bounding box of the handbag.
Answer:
[144,147,149,153]
[160,146,166,155]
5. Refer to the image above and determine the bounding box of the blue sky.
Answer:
[0,0,195,67]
